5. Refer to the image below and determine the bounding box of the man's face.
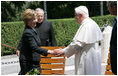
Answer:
[75,13,81,24]
[37,11,44,23]
[107,2,117,15]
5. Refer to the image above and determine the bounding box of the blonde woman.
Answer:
[17,9,53,75]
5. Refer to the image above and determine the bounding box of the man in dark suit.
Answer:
[107,1,117,75]
[35,8,57,46]
[16,8,57,56]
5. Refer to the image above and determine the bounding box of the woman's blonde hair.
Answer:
[23,9,36,24]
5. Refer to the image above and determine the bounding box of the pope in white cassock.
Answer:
[53,6,103,75]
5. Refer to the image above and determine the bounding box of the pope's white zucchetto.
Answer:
[75,6,89,17]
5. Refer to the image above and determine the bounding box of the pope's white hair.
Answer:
[35,8,44,14]
[75,6,89,18]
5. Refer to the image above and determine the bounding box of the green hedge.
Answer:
[1,15,115,55]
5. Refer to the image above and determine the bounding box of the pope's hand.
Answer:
[53,48,65,56]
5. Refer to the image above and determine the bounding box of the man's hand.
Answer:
[47,48,65,56]
[16,50,20,56]
[53,48,65,56]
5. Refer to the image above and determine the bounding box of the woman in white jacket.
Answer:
[53,6,103,75]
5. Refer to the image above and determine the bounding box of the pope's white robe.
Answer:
[63,18,103,75]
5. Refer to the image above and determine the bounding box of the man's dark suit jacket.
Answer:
[35,21,57,46]
[19,25,48,61]
[17,20,57,50]
[110,17,117,74]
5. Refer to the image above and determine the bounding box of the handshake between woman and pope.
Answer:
[48,48,65,56]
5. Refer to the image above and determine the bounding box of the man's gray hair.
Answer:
[108,1,117,7]
[75,6,89,18]
[35,8,44,14]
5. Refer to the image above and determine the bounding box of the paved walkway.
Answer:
[1,54,107,75]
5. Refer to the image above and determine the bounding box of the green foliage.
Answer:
[42,1,109,19]
[92,15,115,27]
[1,15,115,55]
[2,1,109,22]
[27,1,41,9]
[1,21,25,55]
[1,1,41,22]
[1,1,26,22]
[52,19,79,46]
[26,68,41,75]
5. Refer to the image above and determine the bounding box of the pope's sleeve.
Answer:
[63,40,86,58]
